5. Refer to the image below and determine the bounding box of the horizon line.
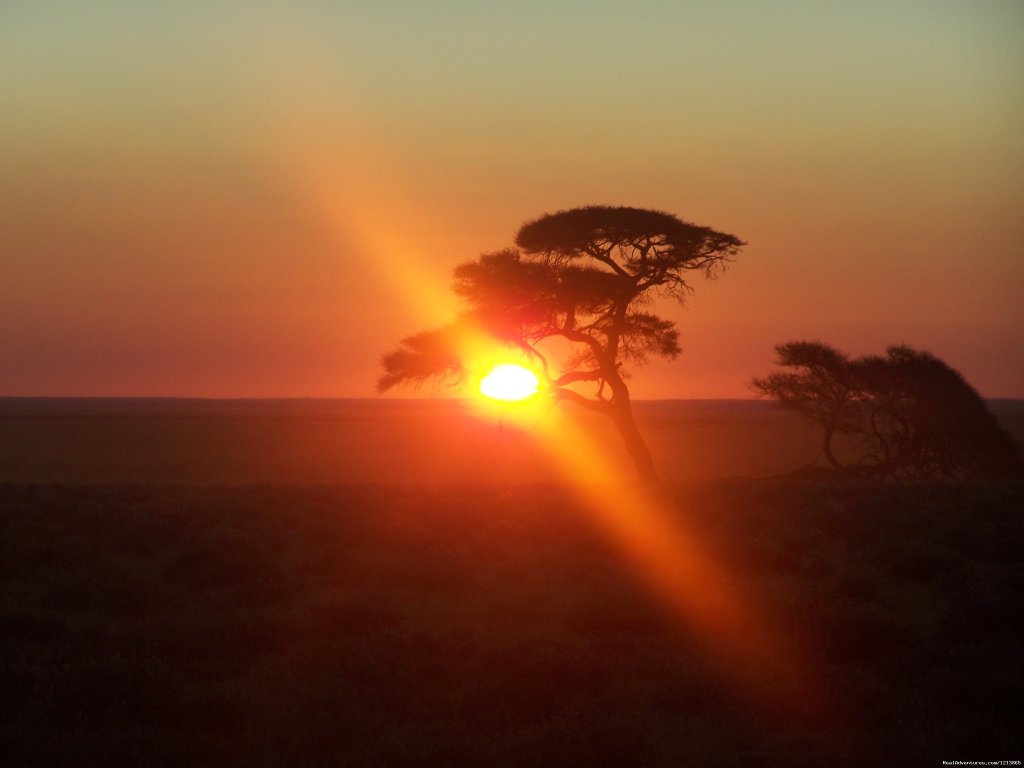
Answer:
[2,395,1023,403]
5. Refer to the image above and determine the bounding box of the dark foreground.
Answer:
[1,480,1022,767]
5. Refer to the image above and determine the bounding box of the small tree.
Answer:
[750,341,860,470]
[378,206,745,481]
[753,341,1020,480]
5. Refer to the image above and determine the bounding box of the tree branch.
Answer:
[516,339,551,382]
[553,369,603,387]
[553,387,612,415]
[584,243,630,277]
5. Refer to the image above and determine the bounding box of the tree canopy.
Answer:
[379,206,745,481]
[753,341,1020,480]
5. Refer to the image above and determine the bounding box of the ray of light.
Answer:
[259,15,825,721]
[496,400,827,720]
[243,25,464,365]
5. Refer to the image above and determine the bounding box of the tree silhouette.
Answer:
[753,341,1020,480]
[750,341,859,470]
[378,206,745,481]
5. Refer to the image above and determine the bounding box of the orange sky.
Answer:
[2,2,1022,398]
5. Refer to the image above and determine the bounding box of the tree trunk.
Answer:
[610,400,660,483]
[822,423,843,470]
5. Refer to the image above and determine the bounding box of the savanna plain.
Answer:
[1,399,1022,766]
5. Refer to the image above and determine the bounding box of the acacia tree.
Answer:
[378,206,745,481]
[753,341,1020,480]
[749,341,860,470]
[855,346,1020,479]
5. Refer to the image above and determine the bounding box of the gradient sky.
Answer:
[2,1,1022,398]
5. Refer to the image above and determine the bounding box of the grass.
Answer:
[1,479,1021,766]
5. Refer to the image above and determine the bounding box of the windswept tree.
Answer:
[378,206,745,481]
[750,341,860,470]
[753,341,1020,480]
[854,346,1020,479]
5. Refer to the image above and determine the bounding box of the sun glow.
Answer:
[479,363,540,402]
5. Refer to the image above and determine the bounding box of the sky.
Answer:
[2,1,1022,398]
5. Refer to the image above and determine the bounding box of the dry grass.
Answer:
[1,478,1021,766]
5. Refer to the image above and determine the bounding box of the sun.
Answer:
[479,363,540,402]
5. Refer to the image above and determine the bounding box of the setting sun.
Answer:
[479,363,540,402]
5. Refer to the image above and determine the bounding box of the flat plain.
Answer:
[11,398,1022,484]
[1,399,1021,766]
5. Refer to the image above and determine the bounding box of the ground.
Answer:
[1,478,1021,766]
